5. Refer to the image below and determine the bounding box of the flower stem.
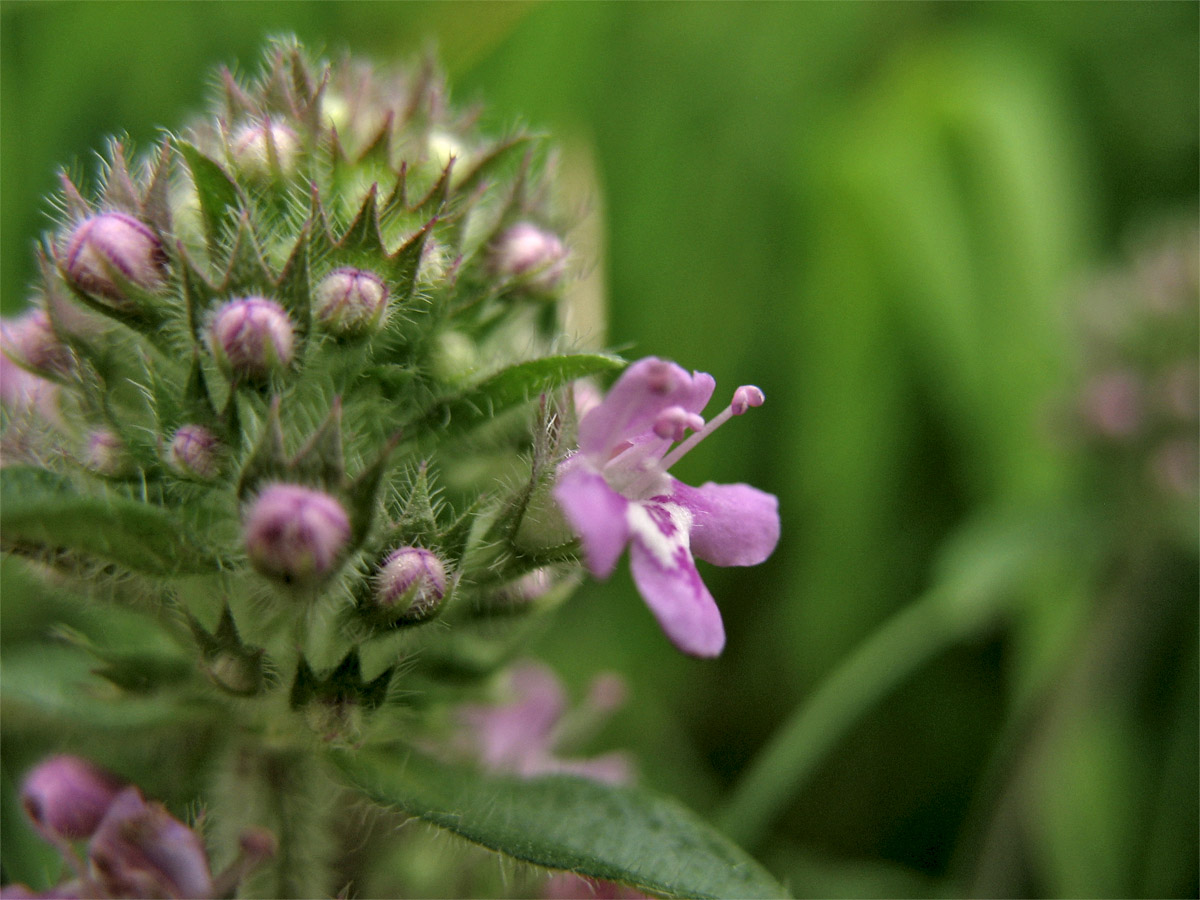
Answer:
[716,590,961,849]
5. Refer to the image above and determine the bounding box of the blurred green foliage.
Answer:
[2,2,1196,898]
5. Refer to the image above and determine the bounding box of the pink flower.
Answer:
[20,755,124,841]
[457,662,632,785]
[554,357,779,657]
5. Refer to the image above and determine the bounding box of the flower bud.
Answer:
[168,424,223,479]
[244,484,352,585]
[492,222,568,292]
[84,429,130,476]
[20,755,124,840]
[1,309,72,378]
[209,297,295,380]
[231,121,299,178]
[313,267,388,335]
[375,546,447,619]
[1082,369,1144,439]
[63,213,167,302]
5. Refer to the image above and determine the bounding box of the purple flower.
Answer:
[553,358,779,657]
[456,662,632,785]
[87,787,212,900]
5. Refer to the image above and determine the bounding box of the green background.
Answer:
[2,2,1196,897]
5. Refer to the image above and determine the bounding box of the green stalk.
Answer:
[717,590,962,850]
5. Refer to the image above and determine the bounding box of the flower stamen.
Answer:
[659,385,764,471]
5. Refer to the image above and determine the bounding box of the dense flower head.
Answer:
[244,483,352,584]
[20,755,125,841]
[554,357,779,657]
[168,424,223,479]
[374,546,448,618]
[313,267,389,335]
[62,213,167,303]
[492,222,568,292]
[208,297,295,380]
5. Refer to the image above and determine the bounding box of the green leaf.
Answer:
[427,353,625,435]
[332,746,788,900]
[0,466,221,576]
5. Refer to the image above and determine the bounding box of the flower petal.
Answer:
[627,501,725,657]
[670,480,780,567]
[554,464,630,578]
[578,358,706,459]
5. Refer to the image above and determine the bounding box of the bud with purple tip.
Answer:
[231,120,300,178]
[313,267,388,336]
[492,222,568,293]
[62,212,167,303]
[20,755,124,840]
[209,297,295,381]
[375,546,447,619]
[1,309,72,378]
[244,484,352,585]
[168,424,223,480]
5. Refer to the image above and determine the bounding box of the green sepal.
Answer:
[180,245,221,343]
[141,138,175,234]
[99,138,141,211]
[274,224,314,338]
[236,397,288,499]
[455,134,535,197]
[0,466,221,576]
[185,604,272,697]
[340,184,386,256]
[178,139,245,252]
[384,215,436,302]
[181,352,220,426]
[331,746,790,900]
[412,158,454,219]
[291,398,347,488]
[344,432,402,546]
[289,650,392,712]
[220,213,276,294]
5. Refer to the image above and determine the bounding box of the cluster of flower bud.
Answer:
[9,755,274,899]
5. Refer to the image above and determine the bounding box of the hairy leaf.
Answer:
[0,466,220,575]
[332,746,788,899]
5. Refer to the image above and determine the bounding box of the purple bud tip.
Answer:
[375,546,448,616]
[653,406,705,441]
[21,755,124,840]
[493,222,568,291]
[63,213,166,302]
[232,121,299,176]
[244,484,352,584]
[731,385,765,415]
[169,424,223,479]
[314,267,389,335]
[1,309,72,377]
[209,297,295,380]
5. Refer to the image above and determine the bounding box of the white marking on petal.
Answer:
[626,501,692,570]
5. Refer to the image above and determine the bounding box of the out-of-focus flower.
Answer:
[168,425,224,480]
[554,357,779,657]
[1,309,72,378]
[492,222,568,293]
[88,787,213,900]
[231,120,299,177]
[456,661,632,784]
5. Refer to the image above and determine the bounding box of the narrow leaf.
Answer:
[0,467,220,576]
